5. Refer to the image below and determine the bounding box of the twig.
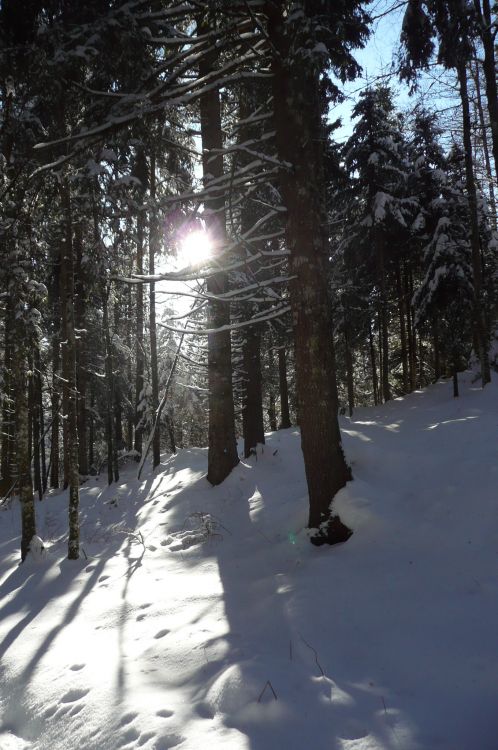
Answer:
[257,680,278,702]
[299,633,325,677]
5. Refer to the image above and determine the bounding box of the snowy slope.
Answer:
[0,373,497,750]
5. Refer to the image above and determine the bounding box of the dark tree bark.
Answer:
[242,326,265,457]
[369,319,379,406]
[14,327,36,562]
[473,0,498,180]
[278,344,291,428]
[103,287,119,485]
[60,181,80,560]
[74,221,88,475]
[134,208,145,458]
[471,58,497,228]
[50,334,60,489]
[149,154,161,469]
[1,299,14,486]
[198,16,239,485]
[266,2,352,544]
[395,260,409,392]
[457,61,491,385]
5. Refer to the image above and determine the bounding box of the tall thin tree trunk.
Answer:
[457,61,491,385]
[278,345,291,428]
[103,287,118,485]
[198,16,239,485]
[149,154,161,469]
[60,180,80,560]
[267,2,352,544]
[369,319,379,406]
[31,351,42,502]
[134,208,145,458]
[474,0,498,180]
[50,334,60,488]
[14,326,36,562]
[243,326,265,457]
[471,58,497,228]
[1,299,14,485]
[396,260,409,392]
[74,221,88,475]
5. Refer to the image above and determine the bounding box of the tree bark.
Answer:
[474,0,498,180]
[278,345,291,428]
[198,16,239,486]
[457,61,491,385]
[134,206,145,458]
[74,221,88,475]
[266,2,352,544]
[242,326,265,457]
[60,180,80,560]
[14,326,36,562]
[149,154,161,469]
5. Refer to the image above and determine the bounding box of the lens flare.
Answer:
[179,230,212,266]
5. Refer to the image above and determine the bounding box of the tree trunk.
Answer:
[457,61,491,385]
[471,57,497,228]
[1,299,14,485]
[343,315,355,417]
[14,326,36,562]
[395,260,409,393]
[103,287,119,485]
[134,207,145,458]
[369,319,379,406]
[74,221,88,475]
[198,16,239,485]
[474,0,498,180]
[242,326,265,457]
[149,154,161,469]
[267,2,352,544]
[31,350,42,501]
[60,180,80,560]
[278,345,291,428]
[50,334,60,488]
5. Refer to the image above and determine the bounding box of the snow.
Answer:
[1,373,498,749]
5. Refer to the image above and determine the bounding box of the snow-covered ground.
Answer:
[1,372,497,750]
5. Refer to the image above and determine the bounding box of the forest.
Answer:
[2,0,497,558]
[1,2,498,748]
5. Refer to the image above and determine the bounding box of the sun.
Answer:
[179,230,212,267]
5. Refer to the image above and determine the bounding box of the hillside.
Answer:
[0,373,497,750]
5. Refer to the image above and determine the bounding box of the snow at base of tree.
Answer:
[0,372,497,749]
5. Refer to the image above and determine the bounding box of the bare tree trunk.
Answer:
[369,319,379,406]
[134,207,145,458]
[198,16,239,485]
[395,260,409,393]
[149,154,161,469]
[14,327,36,562]
[457,61,491,385]
[74,221,88,475]
[474,0,498,179]
[242,326,265,457]
[471,58,497,228]
[267,2,352,544]
[278,345,291,428]
[1,299,14,485]
[50,334,60,488]
[31,350,42,502]
[60,180,80,560]
[103,287,119,485]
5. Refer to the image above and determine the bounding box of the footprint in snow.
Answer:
[98,575,110,583]
[138,732,156,747]
[70,663,85,671]
[119,711,138,726]
[119,727,140,745]
[154,629,170,639]
[156,709,174,718]
[153,734,185,750]
[61,688,90,703]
